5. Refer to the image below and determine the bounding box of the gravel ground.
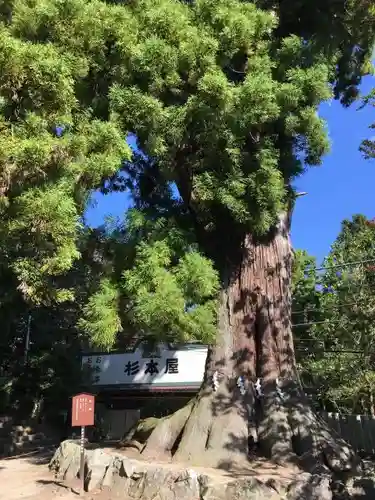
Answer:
[0,450,84,500]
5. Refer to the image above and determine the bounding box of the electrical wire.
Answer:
[303,258,375,273]
[292,300,371,316]
[292,257,375,323]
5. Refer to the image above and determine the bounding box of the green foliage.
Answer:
[79,279,123,349]
[72,0,374,349]
[1,0,374,353]
[110,0,334,236]
[0,1,132,305]
[360,88,375,160]
[292,249,319,319]
[294,215,375,413]
[80,210,219,349]
[122,241,219,343]
[256,0,375,104]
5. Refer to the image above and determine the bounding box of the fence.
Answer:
[321,412,375,455]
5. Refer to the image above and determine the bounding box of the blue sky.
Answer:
[85,77,375,265]
[292,75,375,263]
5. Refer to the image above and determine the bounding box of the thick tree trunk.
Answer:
[141,214,355,471]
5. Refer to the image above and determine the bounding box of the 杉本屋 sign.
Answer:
[81,343,208,390]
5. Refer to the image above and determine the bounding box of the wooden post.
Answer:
[80,425,85,491]
[71,393,95,492]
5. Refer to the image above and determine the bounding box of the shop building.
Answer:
[81,342,208,439]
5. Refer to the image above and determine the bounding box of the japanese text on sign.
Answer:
[86,357,180,378]
[123,358,179,375]
[81,344,208,387]
[71,393,95,427]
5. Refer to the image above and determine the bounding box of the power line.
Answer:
[292,319,343,328]
[295,348,375,354]
[294,338,375,355]
[292,259,375,319]
[291,261,375,365]
[292,300,372,316]
[292,316,375,328]
[303,258,375,274]
[319,350,374,354]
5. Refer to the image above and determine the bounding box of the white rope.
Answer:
[255,378,263,398]
[212,371,219,392]
[236,376,246,395]
[275,377,285,401]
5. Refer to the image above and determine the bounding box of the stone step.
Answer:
[13,438,55,451]
[2,438,56,456]
[0,417,13,429]
[0,430,57,457]
[11,426,39,437]
[0,421,13,437]
[16,433,46,444]
[0,417,60,457]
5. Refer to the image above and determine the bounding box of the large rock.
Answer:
[49,441,335,500]
[126,467,201,500]
[50,439,83,482]
[338,473,375,500]
[86,448,113,491]
[287,473,332,500]
[200,475,280,500]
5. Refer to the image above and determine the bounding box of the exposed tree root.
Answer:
[285,383,355,472]
[258,380,356,472]
[118,416,163,450]
[140,378,357,474]
[141,377,255,469]
[171,395,250,468]
[142,399,194,459]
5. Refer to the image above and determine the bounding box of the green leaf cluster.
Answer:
[1,0,374,350]
[294,215,375,413]
[0,1,132,303]
[79,210,219,349]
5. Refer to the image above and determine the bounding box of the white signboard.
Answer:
[82,343,208,390]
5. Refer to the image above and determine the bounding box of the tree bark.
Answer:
[141,214,356,471]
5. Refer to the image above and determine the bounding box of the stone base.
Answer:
[48,440,375,500]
